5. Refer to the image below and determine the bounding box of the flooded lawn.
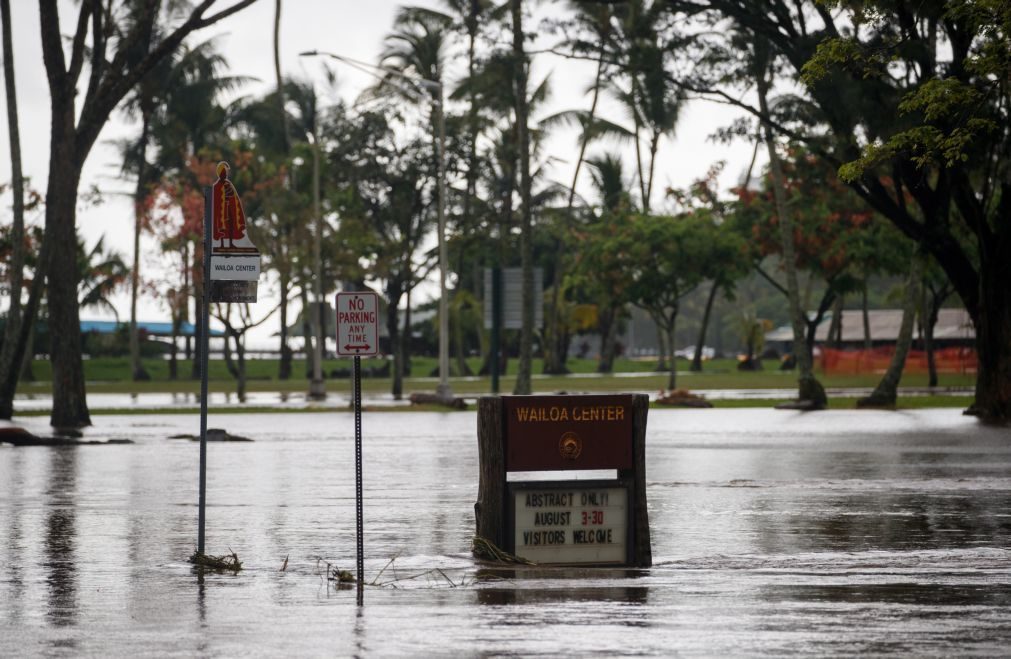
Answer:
[2,408,1010,656]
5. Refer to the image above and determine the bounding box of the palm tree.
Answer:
[584,153,632,373]
[77,236,128,319]
[0,0,29,419]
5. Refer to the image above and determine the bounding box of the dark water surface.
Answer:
[2,409,1009,656]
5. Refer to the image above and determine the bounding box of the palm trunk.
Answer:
[542,49,608,378]
[858,253,922,407]
[690,280,719,372]
[511,0,534,395]
[385,281,405,399]
[452,297,472,377]
[645,131,660,213]
[300,286,313,378]
[191,240,204,380]
[278,270,292,379]
[129,114,151,381]
[169,303,179,381]
[756,48,825,409]
[0,0,29,419]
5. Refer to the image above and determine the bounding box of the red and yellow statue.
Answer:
[212,161,248,249]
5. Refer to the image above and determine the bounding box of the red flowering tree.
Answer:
[732,145,912,357]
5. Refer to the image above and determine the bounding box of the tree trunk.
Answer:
[645,131,660,213]
[387,287,403,400]
[0,0,37,418]
[597,303,621,374]
[862,282,872,350]
[541,46,607,379]
[45,121,90,428]
[19,320,36,382]
[690,280,719,372]
[129,114,151,382]
[827,294,844,349]
[273,0,293,382]
[511,0,534,396]
[169,311,179,381]
[299,286,313,378]
[0,0,27,419]
[278,271,292,379]
[654,321,668,372]
[222,326,244,402]
[924,290,941,388]
[236,332,246,403]
[665,322,677,390]
[191,241,204,380]
[965,232,1011,422]
[858,253,922,408]
[756,48,826,409]
[452,296,473,377]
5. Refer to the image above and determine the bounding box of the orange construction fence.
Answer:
[819,346,977,375]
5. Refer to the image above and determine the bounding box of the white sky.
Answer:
[0,0,754,349]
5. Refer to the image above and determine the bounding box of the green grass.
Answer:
[12,393,973,417]
[13,357,970,394]
[15,356,974,412]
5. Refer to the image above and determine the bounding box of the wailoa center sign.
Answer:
[208,161,260,303]
[475,394,652,567]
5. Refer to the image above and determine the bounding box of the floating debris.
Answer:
[189,550,243,572]
[654,389,713,408]
[472,536,534,565]
[168,428,254,442]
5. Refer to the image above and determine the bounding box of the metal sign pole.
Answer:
[354,354,364,605]
[198,187,211,554]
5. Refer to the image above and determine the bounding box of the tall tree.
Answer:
[669,0,1011,422]
[511,0,535,395]
[754,35,826,409]
[0,0,28,420]
[36,0,259,428]
[272,0,294,380]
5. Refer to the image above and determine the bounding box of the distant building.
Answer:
[764,308,974,349]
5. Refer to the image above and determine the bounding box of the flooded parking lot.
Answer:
[2,408,1010,656]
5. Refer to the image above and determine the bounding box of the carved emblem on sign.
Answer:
[559,431,582,461]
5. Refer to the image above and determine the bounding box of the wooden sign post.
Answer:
[475,394,651,567]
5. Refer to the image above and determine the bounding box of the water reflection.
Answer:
[44,448,79,627]
[477,585,649,606]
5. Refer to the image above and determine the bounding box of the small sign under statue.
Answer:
[474,394,652,567]
[208,161,260,303]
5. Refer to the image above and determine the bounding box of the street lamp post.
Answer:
[300,50,453,401]
[308,136,326,400]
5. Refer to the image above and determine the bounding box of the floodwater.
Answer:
[1,408,1009,656]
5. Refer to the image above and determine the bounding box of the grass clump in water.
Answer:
[189,550,243,572]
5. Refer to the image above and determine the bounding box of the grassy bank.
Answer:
[11,394,975,417]
[15,356,974,396]
[16,356,974,395]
